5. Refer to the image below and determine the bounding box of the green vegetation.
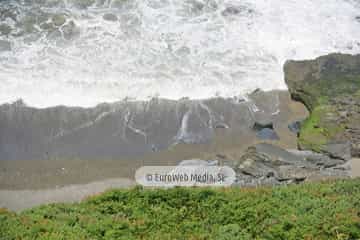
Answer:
[299,105,345,152]
[1,179,360,240]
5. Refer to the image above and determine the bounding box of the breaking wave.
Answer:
[0,0,360,107]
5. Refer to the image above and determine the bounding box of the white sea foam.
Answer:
[0,0,360,107]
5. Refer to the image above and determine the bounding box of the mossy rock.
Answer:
[285,53,360,156]
[284,53,360,110]
[298,105,345,152]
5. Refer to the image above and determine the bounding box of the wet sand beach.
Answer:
[1,91,358,212]
[0,178,135,212]
[0,91,307,190]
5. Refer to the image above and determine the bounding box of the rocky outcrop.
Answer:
[284,53,360,158]
[234,143,349,186]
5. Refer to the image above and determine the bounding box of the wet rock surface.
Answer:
[252,120,273,131]
[256,128,279,140]
[288,120,302,134]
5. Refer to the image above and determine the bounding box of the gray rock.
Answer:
[214,122,229,129]
[252,105,274,131]
[0,40,11,52]
[287,149,344,168]
[237,158,276,178]
[216,154,227,159]
[256,128,279,140]
[284,53,360,157]
[252,143,307,166]
[235,143,349,186]
[288,120,302,134]
[322,142,352,161]
[276,165,313,181]
[253,121,273,131]
[236,144,305,179]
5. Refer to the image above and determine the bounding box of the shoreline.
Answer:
[0,88,358,211]
[0,178,135,212]
[0,90,308,190]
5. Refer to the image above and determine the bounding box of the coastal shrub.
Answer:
[0,179,359,239]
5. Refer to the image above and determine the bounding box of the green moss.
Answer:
[299,105,345,152]
[1,179,360,240]
[354,89,360,98]
[296,75,360,111]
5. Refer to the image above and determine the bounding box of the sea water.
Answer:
[0,0,359,107]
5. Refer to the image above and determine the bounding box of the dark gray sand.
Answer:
[0,90,308,190]
[0,178,135,212]
[0,90,304,161]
